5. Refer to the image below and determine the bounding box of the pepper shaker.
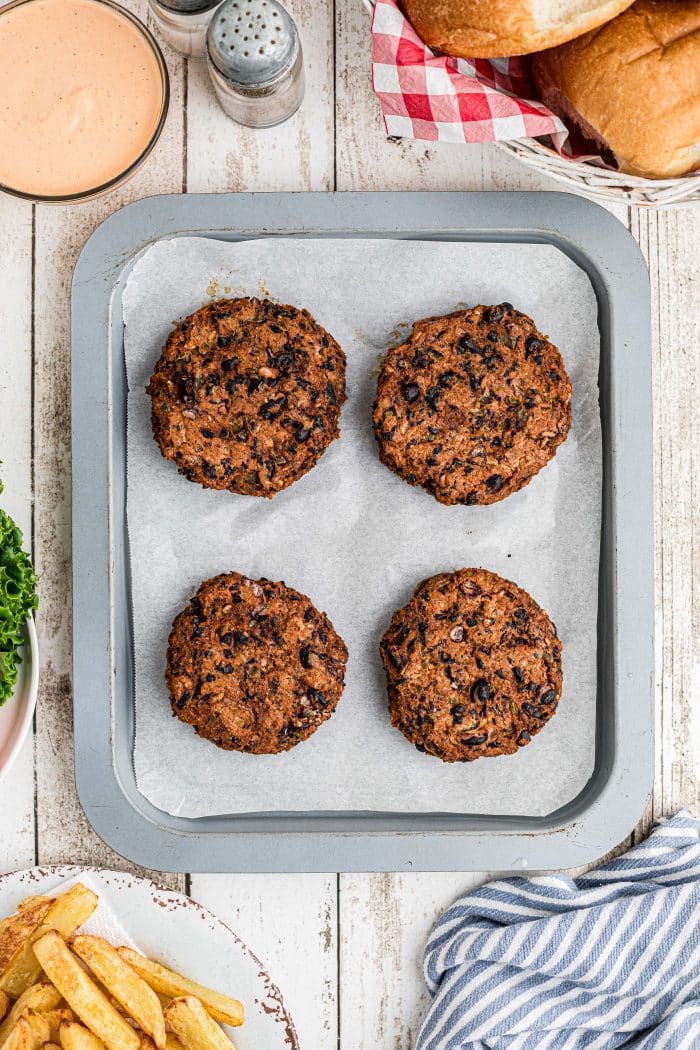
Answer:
[148,0,221,58]
[206,0,304,128]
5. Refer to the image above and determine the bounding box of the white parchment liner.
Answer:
[123,237,601,818]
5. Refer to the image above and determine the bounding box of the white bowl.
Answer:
[0,618,39,783]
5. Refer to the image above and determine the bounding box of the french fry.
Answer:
[0,928,55,1003]
[38,888,98,938]
[0,1010,51,1050]
[15,901,52,916]
[117,953,243,1028]
[21,1010,51,1050]
[71,938,165,1050]
[43,1043,62,1050]
[31,935,139,1050]
[0,985,63,1046]
[58,1022,106,1050]
[165,1038,185,1050]
[0,928,54,1001]
[0,900,51,934]
[0,996,8,1024]
[0,902,53,977]
[1,887,99,999]
[40,1012,73,1043]
[0,1014,31,1050]
[163,999,235,1050]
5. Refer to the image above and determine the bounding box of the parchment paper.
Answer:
[123,237,601,818]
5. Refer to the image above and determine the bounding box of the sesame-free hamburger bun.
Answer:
[399,0,636,58]
[532,0,700,179]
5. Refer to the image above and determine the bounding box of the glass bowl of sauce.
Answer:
[0,0,169,203]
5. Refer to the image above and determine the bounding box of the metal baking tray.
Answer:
[71,191,653,873]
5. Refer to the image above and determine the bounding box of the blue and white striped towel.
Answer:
[418,813,700,1050]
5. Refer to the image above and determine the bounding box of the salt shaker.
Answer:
[206,0,305,128]
[150,0,221,58]
[149,0,221,58]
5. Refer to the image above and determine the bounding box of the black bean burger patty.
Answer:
[167,572,348,754]
[372,303,572,506]
[380,567,562,762]
[147,297,347,497]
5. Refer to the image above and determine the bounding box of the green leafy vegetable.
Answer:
[0,479,38,706]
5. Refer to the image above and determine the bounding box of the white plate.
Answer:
[0,867,299,1050]
[0,618,39,783]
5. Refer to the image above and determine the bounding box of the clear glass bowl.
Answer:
[0,0,170,204]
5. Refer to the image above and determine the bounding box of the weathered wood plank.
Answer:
[186,8,339,1047]
[0,193,35,872]
[333,0,501,987]
[191,875,338,1050]
[631,205,700,840]
[31,10,186,885]
[332,7,652,1048]
[335,0,484,191]
[339,873,484,1048]
[186,0,334,192]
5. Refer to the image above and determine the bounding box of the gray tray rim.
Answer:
[71,190,654,873]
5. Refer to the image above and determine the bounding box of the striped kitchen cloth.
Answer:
[418,812,700,1049]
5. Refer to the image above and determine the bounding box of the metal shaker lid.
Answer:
[207,0,298,87]
[155,0,219,14]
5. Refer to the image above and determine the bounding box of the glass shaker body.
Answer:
[149,0,220,58]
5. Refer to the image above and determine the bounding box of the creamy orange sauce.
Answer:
[0,0,164,197]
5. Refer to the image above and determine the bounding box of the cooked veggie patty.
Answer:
[380,568,562,762]
[167,572,348,754]
[373,303,572,505]
[148,297,346,497]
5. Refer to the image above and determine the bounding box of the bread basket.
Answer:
[361,0,700,206]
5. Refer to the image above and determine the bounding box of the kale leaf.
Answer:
[0,480,38,706]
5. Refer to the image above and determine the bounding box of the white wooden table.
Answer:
[1,2,698,1045]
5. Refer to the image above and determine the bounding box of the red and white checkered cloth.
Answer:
[370,0,569,149]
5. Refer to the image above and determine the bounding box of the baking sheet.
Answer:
[123,236,601,819]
